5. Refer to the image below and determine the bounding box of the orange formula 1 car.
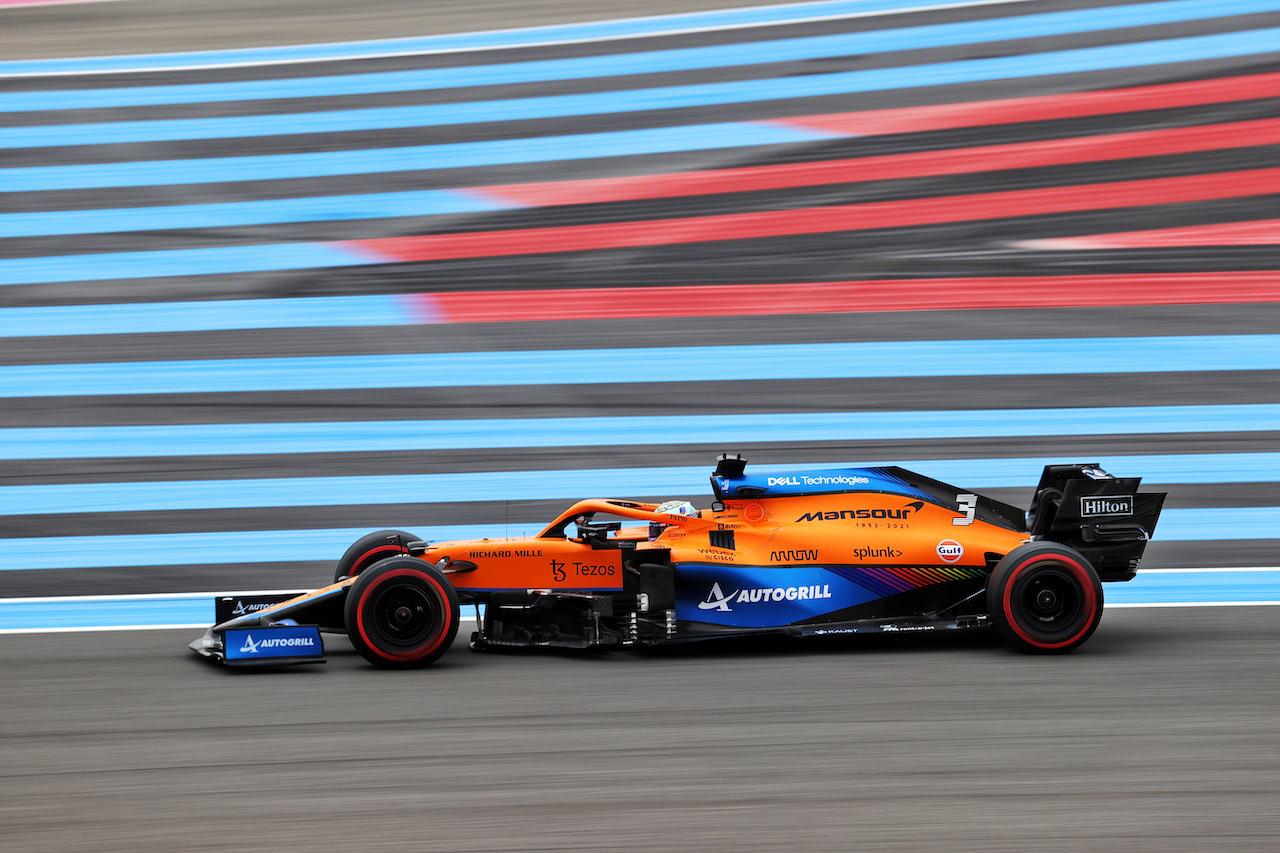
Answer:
[189,455,1165,668]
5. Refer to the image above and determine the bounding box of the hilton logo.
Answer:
[1080,496,1133,517]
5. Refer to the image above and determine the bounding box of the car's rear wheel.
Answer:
[345,558,459,669]
[986,542,1103,654]
[333,529,418,584]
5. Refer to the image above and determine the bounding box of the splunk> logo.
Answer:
[697,582,832,612]
[238,633,316,654]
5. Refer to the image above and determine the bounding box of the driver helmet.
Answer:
[654,499,699,518]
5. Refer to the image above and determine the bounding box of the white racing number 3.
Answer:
[953,494,977,526]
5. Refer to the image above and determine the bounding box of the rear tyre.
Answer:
[333,529,418,584]
[345,558,459,669]
[987,542,1103,654]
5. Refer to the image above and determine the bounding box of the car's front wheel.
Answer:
[333,529,419,584]
[344,558,459,669]
[986,542,1103,654]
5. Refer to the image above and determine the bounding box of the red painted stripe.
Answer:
[775,71,1280,136]
[472,118,1280,207]
[1017,219,1280,250]
[349,168,1280,262]
[415,272,1280,322]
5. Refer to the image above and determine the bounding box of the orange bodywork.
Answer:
[420,491,1029,592]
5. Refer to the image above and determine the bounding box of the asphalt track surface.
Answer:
[2,0,1279,849]
[5,610,1279,852]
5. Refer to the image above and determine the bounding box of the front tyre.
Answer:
[345,558,459,669]
[987,542,1103,654]
[333,529,419,584]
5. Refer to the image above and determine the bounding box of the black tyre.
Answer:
[344,557,459,669]
[333,529,418,584]
[986,542,1103,654]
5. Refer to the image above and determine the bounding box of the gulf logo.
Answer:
[936,539,964,564]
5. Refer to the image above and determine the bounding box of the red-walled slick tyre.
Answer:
[986,542,1104,654]
[344,558,459,669]
[333,529,418,584]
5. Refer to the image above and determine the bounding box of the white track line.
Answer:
[2,0,1037,77]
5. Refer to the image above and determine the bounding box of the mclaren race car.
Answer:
[190,456,1165,668]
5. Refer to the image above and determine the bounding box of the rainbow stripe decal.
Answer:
[828,564,990,599]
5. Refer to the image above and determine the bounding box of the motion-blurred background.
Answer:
[1,0,1278,849]
[3,0,1278,603]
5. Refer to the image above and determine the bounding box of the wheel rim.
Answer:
[1011,565,1085,639]
[368,581,439,649]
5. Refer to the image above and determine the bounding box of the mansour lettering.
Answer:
[697,582,832,612]
[796,507,915,522]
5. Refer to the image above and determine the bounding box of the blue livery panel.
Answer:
[224,625,324,664]
[675,564,880,628]
[713,467,933,500]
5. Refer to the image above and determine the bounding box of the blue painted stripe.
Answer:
[2,570,1277,632]
[7,24,1280,149]
[0,510,1274,573]
[0,242,380,286]
[2,0,1271,112]
[0,122,829,195]
[0,0,1032,77]
[1,454,1276,515]
[2,405,1277,459]
[1108,570,1280,604]
[0,191,521,239]
[0,336,1276,398]
[3,569,1275,631]
[0,296,422,336]
[0,595,216,630]
[0,295,421,337]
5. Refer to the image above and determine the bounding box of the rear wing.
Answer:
[1027,464,1166,581]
